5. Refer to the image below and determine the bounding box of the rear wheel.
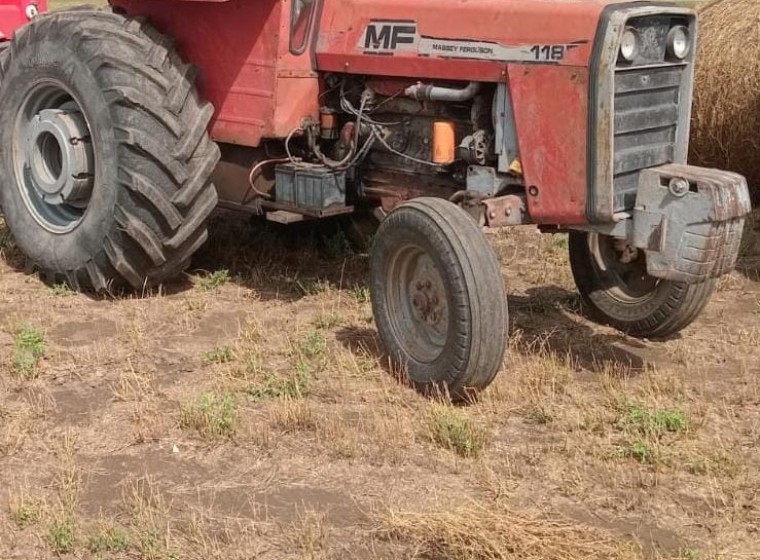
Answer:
[568,231,714,338]
[370,198,508,400]
[0,9,220,291]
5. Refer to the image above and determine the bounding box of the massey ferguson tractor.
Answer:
[0,0,41,42]
[0,0,751,397]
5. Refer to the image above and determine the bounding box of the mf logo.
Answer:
[361,20,418,53]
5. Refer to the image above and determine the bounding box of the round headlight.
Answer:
[25,4,39,19]
[667,25,690,60]
[620,27,639,62]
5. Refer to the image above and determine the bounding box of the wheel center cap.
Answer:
[411,279,443,325]
[25,108,94,205]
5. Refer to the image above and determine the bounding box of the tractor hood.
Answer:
[316,0,638,80]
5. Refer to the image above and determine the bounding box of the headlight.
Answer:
[619,27,639,62]
[25,4,39,19]
[667,25,690,60]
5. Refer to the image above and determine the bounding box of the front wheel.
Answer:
[568,231,714,338]
[370,198,508,400]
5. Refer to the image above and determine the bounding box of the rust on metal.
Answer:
[482,194,527,227]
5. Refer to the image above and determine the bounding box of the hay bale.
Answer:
[690,0,760,261]
[690,0,760,203]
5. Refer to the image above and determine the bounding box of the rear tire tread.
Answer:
[1,8,221,290]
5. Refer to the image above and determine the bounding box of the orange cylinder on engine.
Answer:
[432,121,456,164]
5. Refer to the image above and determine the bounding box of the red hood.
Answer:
[315,0,632,79]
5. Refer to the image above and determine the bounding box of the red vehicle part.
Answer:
[111,0,610,224]
[0,0,45,41]
[110,0,319,149]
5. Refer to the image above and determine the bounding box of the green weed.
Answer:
[10,500,39,529]
[88,525,130,554]
[248,367,310,401]
[428,405,485,459]
[47,516,76,554]
[180,393,237,439]
[550,234,568,250]
[197,269,230,292]
[299,329,326,360]
[625,440,654,464]
[11,325,45,380]
[201,345,234,365]
[622,402,688,437]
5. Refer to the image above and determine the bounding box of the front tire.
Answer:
[370,198,508,400]
[0,9,220,291]
[568,231,714,338]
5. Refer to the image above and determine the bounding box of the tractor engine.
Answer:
[315,78,504,215]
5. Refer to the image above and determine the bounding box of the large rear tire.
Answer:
[370,198,508,400]
[0,9,220,291]
[568,231,714,338]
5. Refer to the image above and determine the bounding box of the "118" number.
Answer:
[530,44,570,61]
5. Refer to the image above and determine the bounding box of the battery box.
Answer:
[274,163,346,211]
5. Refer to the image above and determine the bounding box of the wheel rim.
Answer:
[385,243,450,364]
[588,233,658,303]
[12,81,95,234]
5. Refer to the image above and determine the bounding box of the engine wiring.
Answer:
[243,77,446,205]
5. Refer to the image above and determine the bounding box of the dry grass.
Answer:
[1,211,759,558]
[380,502,644,560]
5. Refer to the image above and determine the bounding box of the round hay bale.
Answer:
[691,0,760,265]
[690,0,760,203]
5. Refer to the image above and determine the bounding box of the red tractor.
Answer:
[0,0,42,41]
[0,0,750,397]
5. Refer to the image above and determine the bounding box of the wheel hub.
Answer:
[411,278,444,325]
[590,234,658,301]
[385,245,450,364]
[25,108,94,206]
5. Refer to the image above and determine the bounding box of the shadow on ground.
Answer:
[0,210,370,302]
[334,283,655,397]
[509,286,653,375]
[191,211,371,302]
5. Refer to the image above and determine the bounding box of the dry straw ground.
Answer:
[1,212,759,560]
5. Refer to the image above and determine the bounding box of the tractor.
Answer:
[0,1,42,45]
[0,0,751,398]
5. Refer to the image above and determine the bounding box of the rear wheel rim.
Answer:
[588,233,658,303]
[13,81,95,234]
[385,243,450,364]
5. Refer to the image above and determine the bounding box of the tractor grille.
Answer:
[612,63,686,211]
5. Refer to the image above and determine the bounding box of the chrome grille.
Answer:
[612,63,685,211]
